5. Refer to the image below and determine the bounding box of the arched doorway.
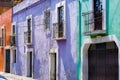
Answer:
[81,35,120,80]
[88,42,118,80]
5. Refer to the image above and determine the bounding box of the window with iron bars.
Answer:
[82,0,104,35]
[44,10,50,30]
[0,28,4,46]
[10,25,16,46]
[53,6,65,39]
[24,18,32,44]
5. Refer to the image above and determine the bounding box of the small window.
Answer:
[44,10,50,30]
[1,28,4,46]
[12,25,16,34]
[27,18,31,31]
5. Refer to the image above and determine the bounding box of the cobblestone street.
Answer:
[0,72,35,80]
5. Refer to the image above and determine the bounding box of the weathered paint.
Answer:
[78,0,120,79]
[0,9,12,71]
[13,0,77,79]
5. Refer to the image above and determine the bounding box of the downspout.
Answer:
[77,0,81,80]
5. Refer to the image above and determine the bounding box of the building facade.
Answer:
[0,9,12,72]
[12,0,77,79]
[78,0,120,80]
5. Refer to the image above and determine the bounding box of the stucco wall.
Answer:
[78,0,120,79]
[13,0,77,79]
[0,9,12,71]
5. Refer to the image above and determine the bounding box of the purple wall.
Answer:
[13,0,77,79]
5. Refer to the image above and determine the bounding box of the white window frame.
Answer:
[12,22,16,35]
[11,22,16,46]
[0,26,5,47]
[49,48,58,80]
[25,15,33,45]
[53,0,66,40]
[26,48,34,78]
[89,0,106,30]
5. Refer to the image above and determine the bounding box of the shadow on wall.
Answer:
[16,49,23,76]
[58,0,76,80]
[33,55,41,79]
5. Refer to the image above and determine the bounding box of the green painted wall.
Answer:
[77,0,120,80]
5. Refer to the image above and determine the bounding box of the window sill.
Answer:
[84,30,106,36]
[25,43,32,45]
[54,37,66,40]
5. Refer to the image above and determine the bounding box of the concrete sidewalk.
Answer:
[0,72,35,80]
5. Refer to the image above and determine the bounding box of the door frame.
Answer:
[81,35,120,80]
[49,48,58,80]
[26,48,33,78]
[10,47,17,74]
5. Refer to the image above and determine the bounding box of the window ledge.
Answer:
[54,37,66,40]
[84,30,106,36]
[25,43,32,45]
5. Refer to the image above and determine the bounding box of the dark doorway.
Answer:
[5,49,10,73]
[50,53,56,80]
[27,51,33,77]
[88,42,118,80]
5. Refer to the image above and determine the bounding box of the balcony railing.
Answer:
[24,31,32,45]
[10,34,16,46]
[53,22,66,40]
[82,10,106,36]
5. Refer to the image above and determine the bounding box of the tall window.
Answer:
[28,18,31,31]
[1,28,4,46]
[44,10,50,30]
[12,25,16,34]
[24,17,32,44]
[93,0,103,30]
[58,6,64,38]
[11,25,16,46]
[27,18,31,43]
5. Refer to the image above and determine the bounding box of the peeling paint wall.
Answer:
[13,0,77,79]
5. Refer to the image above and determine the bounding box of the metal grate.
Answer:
[53,22,65,39]
[10,35,16,46]
[82,10,104,34]
[24,31,32,44]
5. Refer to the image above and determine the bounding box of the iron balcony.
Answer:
[82,10,106,36]
[24,31,32,45]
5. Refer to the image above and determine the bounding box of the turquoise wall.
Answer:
[77,0,120,79]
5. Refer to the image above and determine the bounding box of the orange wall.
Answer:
[0,9,12,71]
